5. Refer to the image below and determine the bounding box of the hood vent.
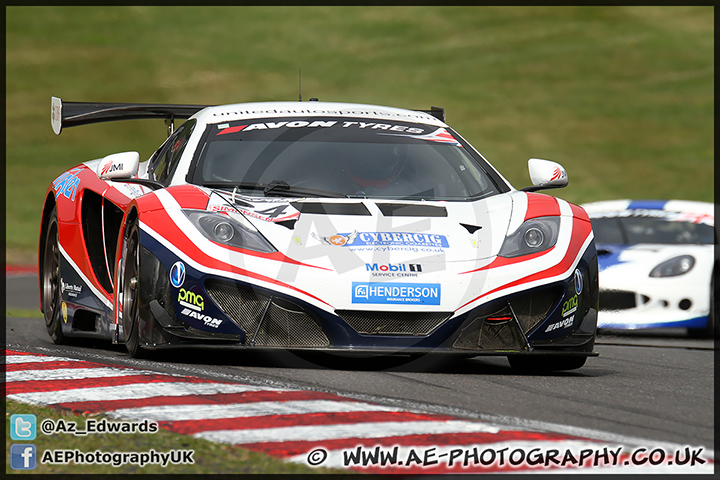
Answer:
[290,202,371,216]
[460,223,482,234]
[377,203,447,217]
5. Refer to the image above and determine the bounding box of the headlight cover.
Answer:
[649,255,695,278]
[499,216,561,258]
[183,209,276,253]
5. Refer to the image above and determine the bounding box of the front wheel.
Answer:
[117,220,147,358]
[508,355,587,373]
[42,208,67,344]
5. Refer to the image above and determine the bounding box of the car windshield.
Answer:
[590,214,714,245]
[190,117,507,200]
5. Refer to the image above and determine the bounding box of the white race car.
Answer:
[582,200,716,337]
[40,97,599,371]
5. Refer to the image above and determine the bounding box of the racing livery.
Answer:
[583,200,716,337]
[40,97,598,371]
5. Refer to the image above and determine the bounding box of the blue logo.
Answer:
[170,261,186,288]
[11,414,36,440]
[11,444,36,470]
[352,282,441,305]
[574,269,584,295]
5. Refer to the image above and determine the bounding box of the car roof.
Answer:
[189,101,449,128]
[582,199,714,217]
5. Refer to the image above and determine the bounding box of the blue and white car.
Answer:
[582,200,716,337]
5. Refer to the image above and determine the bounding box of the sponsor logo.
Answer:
[574,269,584,295]
[178,288,204,311]
[545,315,575,333]
[551,167,562,181]
[169,262,185,288]
[61,279,82,298]
[365,263,423,278]
[217,120,426,135]
[61,302,68,323]
[352,282,441,305]
[324,231,449,248]
[11,444,36,470]
[52,168,82,201]
[562,295,578,317]
[100,161,124,176]
[11,415,36,441]
[180,307,222,328]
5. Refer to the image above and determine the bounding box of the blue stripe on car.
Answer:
[627,200,668,210]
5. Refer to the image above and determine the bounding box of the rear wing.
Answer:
[51,97,210,135]
[51,97,446,135]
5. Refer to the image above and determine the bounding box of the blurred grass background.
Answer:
[6,6,713,264]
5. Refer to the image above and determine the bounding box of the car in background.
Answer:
[582,199,716,337]
[40,97,599,371]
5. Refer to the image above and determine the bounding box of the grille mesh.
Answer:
[205,280,329,347]
[511,287,561,333]
[335,310,452,336]
[255,302,330,347]
[599,290,637,311]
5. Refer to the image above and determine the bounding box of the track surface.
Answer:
[6,274,715,454]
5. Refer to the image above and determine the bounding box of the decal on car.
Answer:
[352,282,441,305]
[562,295,579,317]
[320,231,449,249]
[545,315,575,333]
[52,168,82,201]
[169,261,186,288]
[366,263,423,278]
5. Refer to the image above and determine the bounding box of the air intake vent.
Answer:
[599,290,636,311]
[453,287,561,351]
[335,310,452,336]
[205,280,329,347]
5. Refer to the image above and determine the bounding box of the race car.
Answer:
[582,200,716,337]
[40,97,598,371]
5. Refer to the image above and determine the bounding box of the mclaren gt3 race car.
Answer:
[40,97,598,371]
[583,200,716,337]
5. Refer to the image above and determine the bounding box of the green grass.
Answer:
[5,6,713,264]
[6,309,42,319]
[5,399,350,474]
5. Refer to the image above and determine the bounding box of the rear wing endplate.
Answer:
[51,96,211,135]
[417,106,445,123]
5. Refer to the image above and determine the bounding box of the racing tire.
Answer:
[507,355,587,373]
[119,220,148,358]
[41,207,68,344]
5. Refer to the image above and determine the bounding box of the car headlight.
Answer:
[649,255,695,278]
[183,209,276,253]
[499,216,561,258]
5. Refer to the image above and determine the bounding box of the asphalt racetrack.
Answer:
[6,273,715,461]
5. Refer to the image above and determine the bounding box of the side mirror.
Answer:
[97,151,140,180]
[521,158,568,192]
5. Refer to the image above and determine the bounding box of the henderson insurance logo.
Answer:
[352,282,441,305]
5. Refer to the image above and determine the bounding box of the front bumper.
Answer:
[134,237,599,356]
